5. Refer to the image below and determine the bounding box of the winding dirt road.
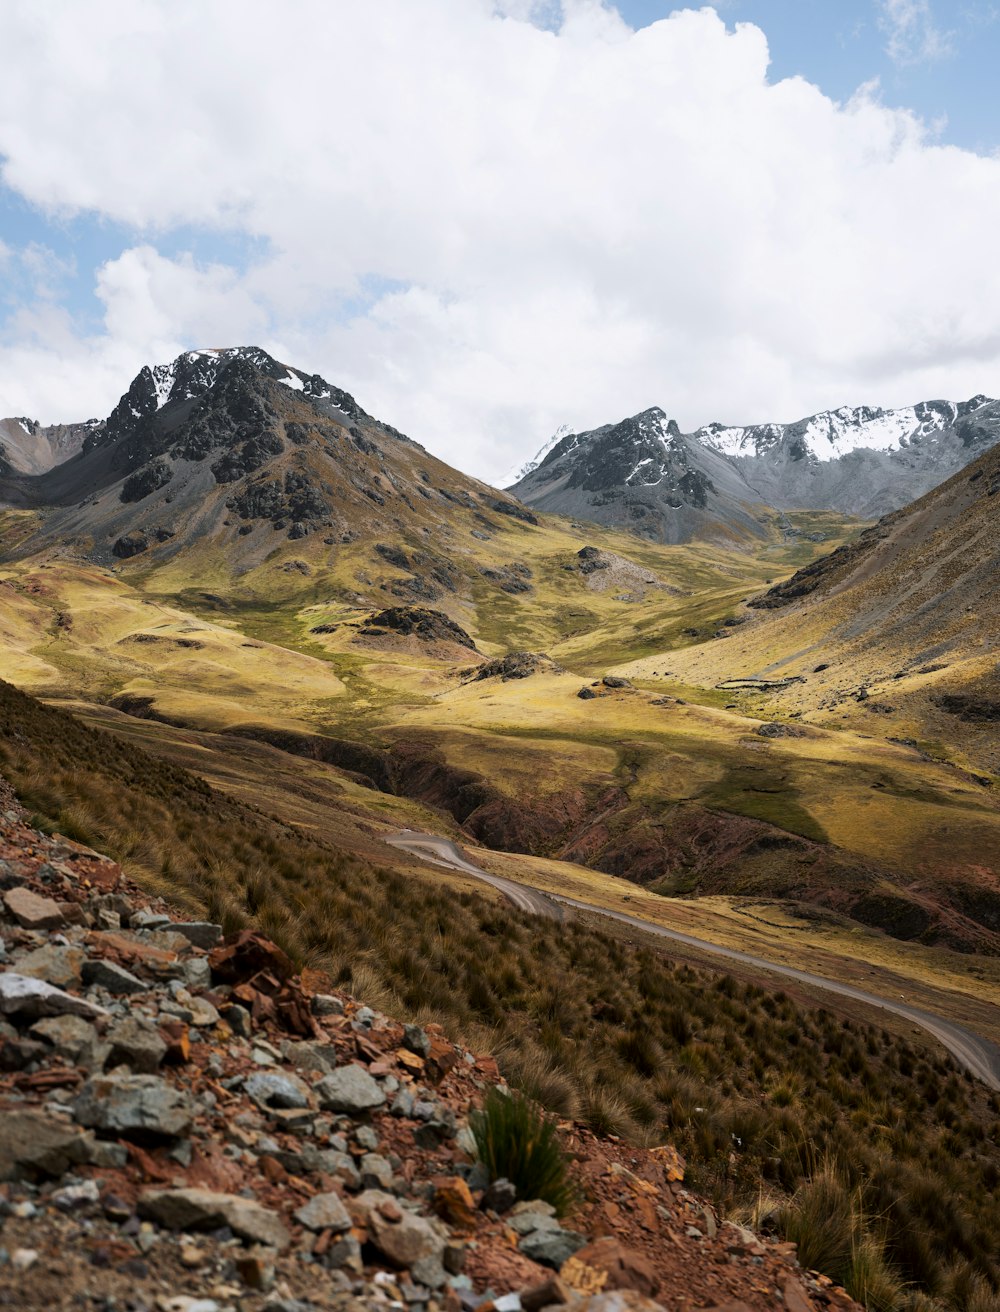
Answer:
[384,831,564,919]
[384,830,1000,1091]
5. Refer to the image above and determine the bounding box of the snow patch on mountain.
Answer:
[696,398,992,462]
[498,423,575,487]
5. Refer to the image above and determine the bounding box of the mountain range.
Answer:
[508,396,1000,544]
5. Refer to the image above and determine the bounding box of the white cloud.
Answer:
[0,1,997,481]
[877,0,954,65]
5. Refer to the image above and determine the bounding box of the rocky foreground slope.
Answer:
[0,774,853,1312]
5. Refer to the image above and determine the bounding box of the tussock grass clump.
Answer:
[471,1088,577,1216]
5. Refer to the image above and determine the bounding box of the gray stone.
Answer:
[509,1211,561,1236]
[0,973,108,1022]
[30,1014,103,1067]
[576,1295,669,1312]
[391,1089,415,1118]
[402,1024,431,1058]
[51,1179,101,1211]
[81,959,147,995]
[244,1071,312,1111]
[519,1226,587,1268]
[354,1190,447,1269]
[510,1199,556,1218]
[84,1140,129,1168]
[294,1191,352,1233]
[170,922,223,950]
[354,1124,379,1151]
[73,1074,193,1138]
[311,994,344,1017]
[316,1065,386,1114]
[283,1040,338,1075]
[139,1187,290,1250]
[14,944,85,990]
[480,1178,517,1214]
[105,1016,167,1073]
[3,888,65,930]
[179,956,212,990]
[0,1109,92,1180]
[412,1255,449,1290]
[131,910,172,930]
[223,1003,252,1038]
[360,1153,394,1190]
[271,1147,360,1188]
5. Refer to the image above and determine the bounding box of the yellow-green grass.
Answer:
[51,688,1000,1050]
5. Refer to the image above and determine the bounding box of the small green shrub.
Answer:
[471,1087,577,1216]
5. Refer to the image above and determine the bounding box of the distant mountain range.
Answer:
[0,346,536,568]
[5,351,999,555]
[507,396,1000,543]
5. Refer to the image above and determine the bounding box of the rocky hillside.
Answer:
[643,438,1000,774]
[508,396,1000,543]
[0,347,539,573]
[0,416,98,478]
[0,777,843,1312]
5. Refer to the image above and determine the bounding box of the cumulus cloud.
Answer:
[877,0,954,65]
[0,0,998,480]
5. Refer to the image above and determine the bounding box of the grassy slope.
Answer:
[2,675,1000,1309]
[1,498,999,949]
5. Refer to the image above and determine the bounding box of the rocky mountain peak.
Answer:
[509,392,1000,540]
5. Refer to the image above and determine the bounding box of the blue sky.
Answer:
[620,1,1000,152]
[0,0,998,477]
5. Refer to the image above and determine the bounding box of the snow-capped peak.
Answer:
[499,423,576,488]
[142,347,328,412]
[695,398,987,462]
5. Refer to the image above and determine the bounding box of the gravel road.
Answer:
[384,830,1000,1090]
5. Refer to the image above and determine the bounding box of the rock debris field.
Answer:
[0,771,859,1312]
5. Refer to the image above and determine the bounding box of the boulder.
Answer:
[15,944,85,990]
[30,1014,105,1067]
[316,1065,386,1113]
[244,1071,312,1110]
[566,1237,659,1296]
[170,921,223,950]
[73,1074,193,1138]
[352,1189,448,1269]
[294,1191,352,1233]
[105,1016,168,1073]
[3,888,65,931]
[282,1040,338,1074]
[0,973,108,1023]
[520,1225,588,1268]
[0,1108,92,1180]
[139,1187,290,1250]
[81,959,147,995]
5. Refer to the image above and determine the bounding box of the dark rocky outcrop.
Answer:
[111,532,150,559]
[119,459,173,503]
[937,693,1000,723]
[488,499,538,526]
[360,607,478,651]
[471,652,559,682]
[480,562,533,594]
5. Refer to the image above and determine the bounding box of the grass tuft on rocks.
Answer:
[471,1087,577,1217]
